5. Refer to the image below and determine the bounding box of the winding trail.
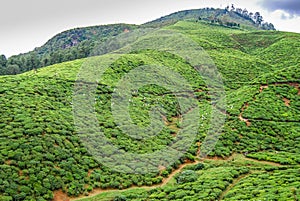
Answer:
[67,153,285,201]
[218,172,252,201]
[70,161,199,201]
[239,102,251,126]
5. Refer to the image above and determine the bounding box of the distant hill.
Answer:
[0,7,275,76]
[36,23,138,55]
[145,7,275,30]
[0,24,137,75]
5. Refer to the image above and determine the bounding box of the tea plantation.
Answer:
[0,20,299,200]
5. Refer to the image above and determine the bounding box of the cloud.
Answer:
[280,12,294,20]
[259,0,300,17]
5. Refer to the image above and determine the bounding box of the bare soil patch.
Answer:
[53,190,70,201]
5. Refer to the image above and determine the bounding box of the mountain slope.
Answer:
[1,7,274,76]
[35,24,138,55]
[144,7,274,30]
[1,24,137,75]
[0,17,299,201]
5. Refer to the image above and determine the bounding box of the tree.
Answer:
[6,64,20,75]
[24,53,40,71]
[41,55,51,67]
[268,23,275,30]
[0,54,7,75]
[236,8,243,14]
[230,4,235,12]
[225,5,230,12]
[0,54,7,67]
[249,12,254,20]
[254,12,263,25]
[262,22,275,30]
[242,9,248,17]
[7,56,21,67]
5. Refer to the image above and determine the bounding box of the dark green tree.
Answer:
[0,54,7,67]
[6,64,20,75]
[254,12,263,25]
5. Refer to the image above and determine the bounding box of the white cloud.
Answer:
[268,10,300,32]
[258,0,300,16]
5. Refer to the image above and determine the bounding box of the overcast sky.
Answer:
[1,0,300,57]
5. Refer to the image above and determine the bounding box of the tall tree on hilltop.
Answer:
[254,12,263,25]
[0,54,7,68]
[249,12,254,20]
[231,4,235,12]
[242,9,249,17]
[225,5,230,12]
[236,8,243,14]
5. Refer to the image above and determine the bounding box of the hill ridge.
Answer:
[0,7,275,76]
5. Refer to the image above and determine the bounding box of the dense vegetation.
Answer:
[0,7,274,76]
[0,24,137,75]
[0,51,207,200]
[145,6,275,30]
[78,155,299,201]
[0,7,299,201]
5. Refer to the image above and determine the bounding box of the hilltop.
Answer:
[0,7,274,76]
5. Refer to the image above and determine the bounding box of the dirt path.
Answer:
[71,183,156,201]
[218,172,252,200]
[239,102,251,126]
[69,153,284,201]
[238,82,300,126]
[54,190,70,201]
[160,160,199,185]
[283,97,290,106]
[71,161,199,201]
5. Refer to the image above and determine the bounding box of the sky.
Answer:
[1,0,300,57]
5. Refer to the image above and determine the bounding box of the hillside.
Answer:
[144,7,274,30]
[0,14,299,201]
[0,7,274,76]
[0,24,137,75]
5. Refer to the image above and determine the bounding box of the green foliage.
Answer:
[231,31,284,54]
[0,24,137,75]
[83,163,250,201]
[224,169,300,200]
[256,36,300,69]
[0,7,277,76]
[0,50,207,200]
[243,85,300,121]
[175,170,198,184]
[144,7,270,31]
[247,152,300,165]
[0,10,298,201]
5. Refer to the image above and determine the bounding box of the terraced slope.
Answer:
[0,20,299,201]
[76,154,300,201]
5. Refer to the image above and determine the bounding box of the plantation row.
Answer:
[0,20,299,200]
[80,157,300,201]
[0,51,210,200]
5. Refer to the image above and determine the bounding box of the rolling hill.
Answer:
[0,8,299,201]
[1,7,274,76]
